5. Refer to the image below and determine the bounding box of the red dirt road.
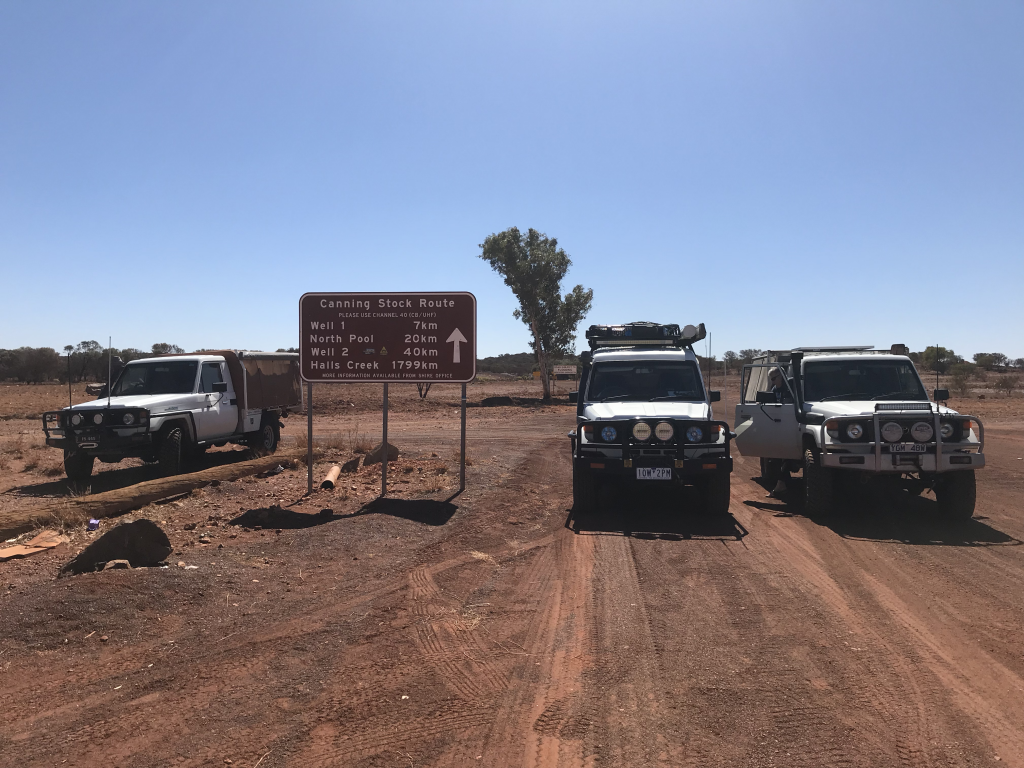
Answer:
[1,388,1022,767]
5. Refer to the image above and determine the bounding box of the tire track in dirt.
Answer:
[729,469,1004,767]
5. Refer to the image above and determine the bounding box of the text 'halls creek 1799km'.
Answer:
[298,292,477,383]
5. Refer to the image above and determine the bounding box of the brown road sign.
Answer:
[299,292,477,383]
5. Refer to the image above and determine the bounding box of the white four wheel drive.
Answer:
[43,351,302,481]
[570,322,733,516]
[734,346,984,519]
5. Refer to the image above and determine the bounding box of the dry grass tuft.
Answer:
[470,550,496,565]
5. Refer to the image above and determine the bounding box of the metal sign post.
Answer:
[307,382,313,495]
[460,384,467,491]
[299,292,477,499]
[382,383,389,496]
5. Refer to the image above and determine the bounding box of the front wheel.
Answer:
[573,463,596,514]
[702,472,731,516]
[250,419,280,457]
[64,450,94,483]
[158,427,188,476]
[803,447,835,516]
[935,470,976,520]
[760,458,783,487]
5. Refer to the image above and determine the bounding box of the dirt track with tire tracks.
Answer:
[1,383,1022,767]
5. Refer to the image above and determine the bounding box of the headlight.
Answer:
[911,422,934,442]
[880,422,903,443]
[654,422,674,441]
[846,423,864,440]
[601,426,618,442]
[71,413,82,426]
[123,412,136,425]
[939,422,954,439]
[685,425,704,442]
[93,413,103,425]
[632,422,652,441]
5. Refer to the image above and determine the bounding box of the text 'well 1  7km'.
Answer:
[298,292,477,383]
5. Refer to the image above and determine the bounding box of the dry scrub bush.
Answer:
[994,375,1019,397]
[449,448,473,466]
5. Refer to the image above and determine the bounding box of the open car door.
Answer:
[734,364,803,459]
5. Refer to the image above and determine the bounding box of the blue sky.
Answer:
[1,1,1021,360]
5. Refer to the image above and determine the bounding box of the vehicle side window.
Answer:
[199,363,224,393]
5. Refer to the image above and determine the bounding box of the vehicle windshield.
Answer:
[587,361,705,402]
[111,361,199,396]
[802,360,927,402]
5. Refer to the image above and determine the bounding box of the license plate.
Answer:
[890,443,926,453]
[636,467,672,480]
[77,434,97,443]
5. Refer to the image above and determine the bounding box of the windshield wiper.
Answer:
[599,394,634,402]
[648,395,695,401]
[818,393,864,401]
[870,392,920,400]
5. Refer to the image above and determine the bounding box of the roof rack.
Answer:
[586,321,706,351]
[791,346,874,353]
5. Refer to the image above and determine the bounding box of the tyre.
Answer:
[64,449,94,483]
[760,458,783,487]
[250,418,280,457]
[158,427,187,476]
[803,447,835,516]
[573,463,596,514]
[935,470,976,521]
[703,472,731,516]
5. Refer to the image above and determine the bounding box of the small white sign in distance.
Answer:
[553,365,577,375]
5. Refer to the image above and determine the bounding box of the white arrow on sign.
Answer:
[446,328,467,364]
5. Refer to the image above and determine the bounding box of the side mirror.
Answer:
[568,391,578,404]
[755,391,776,405]
[933,388,949,402]
[708,390,721,402]
[212,381,228,393]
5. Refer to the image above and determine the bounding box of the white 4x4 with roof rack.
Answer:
[734,345,984,519]
[568,322,733,516]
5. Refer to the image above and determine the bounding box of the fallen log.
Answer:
[0,450,303,541]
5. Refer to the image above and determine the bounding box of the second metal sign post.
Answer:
[299,292,477,497]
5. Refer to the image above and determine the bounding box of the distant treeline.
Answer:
[477,352,579,377]
[0,342,184,383]
[4,343,1021,384]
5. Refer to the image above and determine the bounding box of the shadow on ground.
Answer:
[566,483,747,540]
[3,449,255,499]
[230,506,337,529]
[743,474,1021,547]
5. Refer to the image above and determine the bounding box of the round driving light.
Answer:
[71,413,82,426]
[632,422,652,441]
[845,422,864,440]
[685,425,704,442]
[654,422,674,441]
[92,413,103,425]
[939,422,954,439]
[600,426,617,442]
[880,422,903,443]
[911,422,934,442]
[122,412,136,425]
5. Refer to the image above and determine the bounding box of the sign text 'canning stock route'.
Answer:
[299,292,477,383]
